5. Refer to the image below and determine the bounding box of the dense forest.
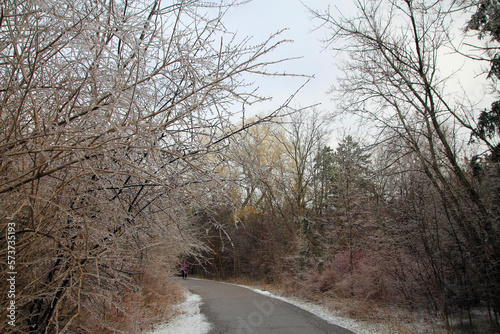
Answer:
[0,0,499,333]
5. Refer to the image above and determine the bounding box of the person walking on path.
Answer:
[181,260,189,279]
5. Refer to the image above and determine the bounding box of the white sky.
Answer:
[217,0,356,117]
[199,1,494,144]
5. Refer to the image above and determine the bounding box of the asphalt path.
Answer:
[179,278,355,334]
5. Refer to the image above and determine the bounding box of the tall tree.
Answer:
[312,136,373,293]
[278,109,328,218]
[329,135,372,251]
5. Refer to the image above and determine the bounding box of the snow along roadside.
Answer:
[245,285,382,334]
[236,284,370,334]
[179,278,370,334]
[241,285,443,333]
[147,289,211,334]
[149,278,378,334]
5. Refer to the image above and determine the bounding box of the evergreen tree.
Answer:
[468,0,500,160]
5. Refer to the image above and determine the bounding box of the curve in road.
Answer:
[180,278,355,334]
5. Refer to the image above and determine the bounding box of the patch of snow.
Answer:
[147,290,211,334]
[246,285,445,333]
[242,286,376,334]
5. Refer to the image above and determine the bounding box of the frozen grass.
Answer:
[75,272,184,333]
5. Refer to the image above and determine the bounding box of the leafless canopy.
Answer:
[0,0,294,332]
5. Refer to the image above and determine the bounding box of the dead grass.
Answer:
[326,297,445,333]
[75,270,184,333]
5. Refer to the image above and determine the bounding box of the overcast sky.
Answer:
[202,0,492,143]
[216,0,353,118]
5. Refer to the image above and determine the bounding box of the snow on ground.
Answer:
[149,279,434,334]
[147,289,211,334]
[241,285,375,334]
[244,286,445,333]
[151,278,374,334]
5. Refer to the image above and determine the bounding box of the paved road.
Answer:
[179,278,355,334]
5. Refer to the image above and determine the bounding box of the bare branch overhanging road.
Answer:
[180,278,355,334]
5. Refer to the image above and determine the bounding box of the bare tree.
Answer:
[277,109,329,218]
[0,0,295,332]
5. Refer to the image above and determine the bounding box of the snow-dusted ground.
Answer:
[239,285,379,334]
[147,290,211,334]
[149,279,440,334]
[244,285,443,333]
[149,279,375,334]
